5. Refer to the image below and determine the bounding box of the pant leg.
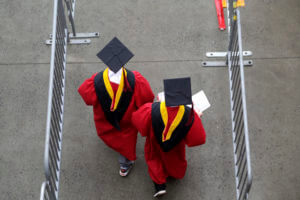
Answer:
[119,154,134,168]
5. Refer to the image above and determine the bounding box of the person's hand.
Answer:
[194,107,203,118]
[198,112,203,118]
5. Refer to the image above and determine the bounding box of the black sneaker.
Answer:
[153,182,167,197]
[119,162,134,177]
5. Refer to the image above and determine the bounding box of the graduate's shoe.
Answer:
[153,182,167,197]
[119,162,134,177]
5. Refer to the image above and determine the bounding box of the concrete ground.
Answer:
[0,0,299,200]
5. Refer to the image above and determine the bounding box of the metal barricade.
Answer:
[203,1,253,199]
[227,4,252,200]
[41,0,99,198]
[40,0,68,199]
[227,5,252,200]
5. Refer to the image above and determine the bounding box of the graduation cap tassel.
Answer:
[123,68,132,92]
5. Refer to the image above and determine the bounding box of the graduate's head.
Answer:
[163,77,192,107]
[96,37,134,73]
[97,37,134,91]
[163,77,194,125]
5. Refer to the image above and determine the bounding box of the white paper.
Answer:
[157,90,210,113]
[192,90,211,113]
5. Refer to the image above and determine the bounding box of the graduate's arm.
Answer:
[185,111,206,147]
[78,73,98,106]
[133,71,155,107]
[131,103,152,137]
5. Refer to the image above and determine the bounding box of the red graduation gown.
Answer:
[131,103,206,184]
[78,71,154,161]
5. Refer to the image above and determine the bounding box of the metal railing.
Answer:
[40,182,53,200]
[203,1,253,199]
[227,1,252,200]
[40,0,68,199]
[41,0,100,198]
[64,0,77,36]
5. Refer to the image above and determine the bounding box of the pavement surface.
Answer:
[0,0,299,200]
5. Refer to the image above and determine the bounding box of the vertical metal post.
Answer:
[64,0,76,36]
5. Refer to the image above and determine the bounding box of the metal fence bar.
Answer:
[227,1,252,200]
[64,0,76,36]
[40,0,68,199]
[40,181,54,200]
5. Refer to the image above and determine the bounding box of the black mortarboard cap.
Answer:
[96,37,134,73]
[163,77,192,107]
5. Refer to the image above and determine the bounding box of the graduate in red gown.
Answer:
[78,37,154,176]
[131,77,206,197]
